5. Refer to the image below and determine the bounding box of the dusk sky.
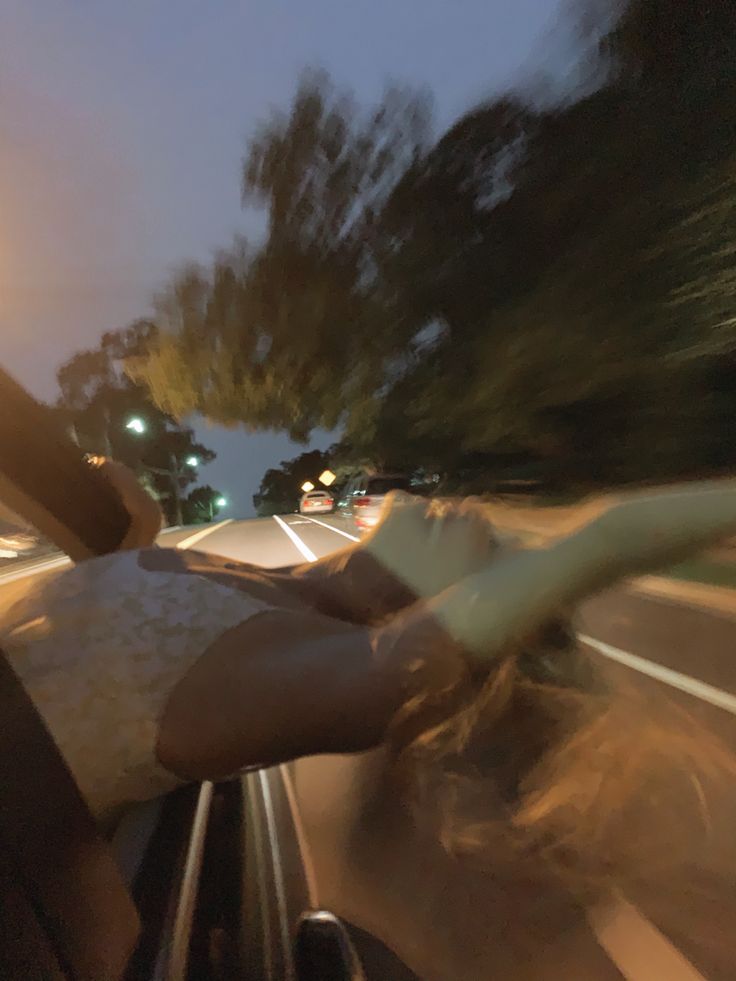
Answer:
[2,0,571,517]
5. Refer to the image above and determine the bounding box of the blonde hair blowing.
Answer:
[392,480,736,898]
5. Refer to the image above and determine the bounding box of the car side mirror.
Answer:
[294,910,366,981]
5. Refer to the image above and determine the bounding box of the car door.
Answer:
[239,761,422,981]
[281,750,635,981]
[337,478,359,517]
[346,477,368,524]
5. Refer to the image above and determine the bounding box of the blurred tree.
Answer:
[182,485,226,524]
[376,0,736,489]
[130,0,736,494]
[56,324,216,525]
[129,71,432,442]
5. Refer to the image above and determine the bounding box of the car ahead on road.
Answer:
[299,489,334,515]
[337,473,412,533]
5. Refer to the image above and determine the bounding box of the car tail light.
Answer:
[326,499,333,506]
[356,516,377,532]
[354,497,372,507]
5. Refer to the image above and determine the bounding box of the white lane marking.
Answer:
[0,554,70,585]
[579,633,736,716]
[175,518,233,551]
[0,522,228,584]
[302,516,360,543]
[633,575,736,619]
[589,896,706,981]
[272,515,317,563]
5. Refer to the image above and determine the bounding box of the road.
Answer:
[1,513,735,979]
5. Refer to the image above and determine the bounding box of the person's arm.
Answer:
[430,477,736,656]
[103,461,502,625]
[96,456,409,621]
[265,546,417,624]
[157,477,736,781]
[268,493,502,624]
[156,603,467,780]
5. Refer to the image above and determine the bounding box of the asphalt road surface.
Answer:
[1,513,735,979]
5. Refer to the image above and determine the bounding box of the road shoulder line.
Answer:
[302,516,360,542]
[589,896,706,981]
[272,515,317,562]
[579,633,736,716]
[0,554,70,585]
[175,519,233,551]
[632,575,736,618]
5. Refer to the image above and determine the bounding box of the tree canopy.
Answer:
[130,73,431,443]
[182,485,227,525]
[56,322,216,524]
[130,0,736,494]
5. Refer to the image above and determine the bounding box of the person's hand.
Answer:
[361,492,502,600]
[285,492,504,625]
[87,456,163,549]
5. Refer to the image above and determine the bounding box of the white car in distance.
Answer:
[299,489,335,515]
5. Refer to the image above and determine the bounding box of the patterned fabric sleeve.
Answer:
[0,549,270,819]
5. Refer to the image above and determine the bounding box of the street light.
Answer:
[124,415,191,526]
[301,481,315,493]
[319,469,336,487]
[206,495,228,521]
